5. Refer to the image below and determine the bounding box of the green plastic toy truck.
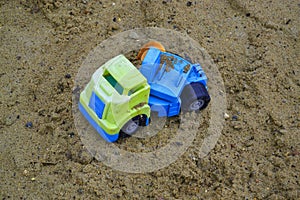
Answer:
[79,55,151,142]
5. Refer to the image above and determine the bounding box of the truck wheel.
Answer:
[121,116,140,135]
[137,41,165,61]
[180,82,210,112]
[189,99,206,111]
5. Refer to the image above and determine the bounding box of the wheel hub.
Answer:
[189,99,205,111]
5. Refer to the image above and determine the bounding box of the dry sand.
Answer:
[1,0,299,199]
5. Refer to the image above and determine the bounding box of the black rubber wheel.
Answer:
[138,114,149,126]
[180,82,210,112]
[121,116,140,135]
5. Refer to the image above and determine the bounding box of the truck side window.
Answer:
[128,85,144,96]
[103,73,124,95]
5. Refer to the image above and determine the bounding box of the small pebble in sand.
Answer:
[224,113,230,119]
[68,132,75,138]
[77,188,84,195]
[25,121,33,128]
[186,1,192,7]
[23,169,29,176]
[232,115,238,121]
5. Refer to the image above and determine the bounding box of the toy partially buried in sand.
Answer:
[79,41,210,142]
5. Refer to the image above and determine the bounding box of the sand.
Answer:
[1,0,299,199]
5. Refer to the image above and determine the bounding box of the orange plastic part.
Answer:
[137,41,166,61]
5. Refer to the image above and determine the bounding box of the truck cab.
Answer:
[79,55,151,142]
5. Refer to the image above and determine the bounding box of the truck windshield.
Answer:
[104,73,124,95]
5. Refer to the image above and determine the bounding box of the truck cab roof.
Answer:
[103,55,147,92]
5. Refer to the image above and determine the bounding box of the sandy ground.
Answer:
[1,0,299,199]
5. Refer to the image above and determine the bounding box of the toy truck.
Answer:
[79,41,210,142]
